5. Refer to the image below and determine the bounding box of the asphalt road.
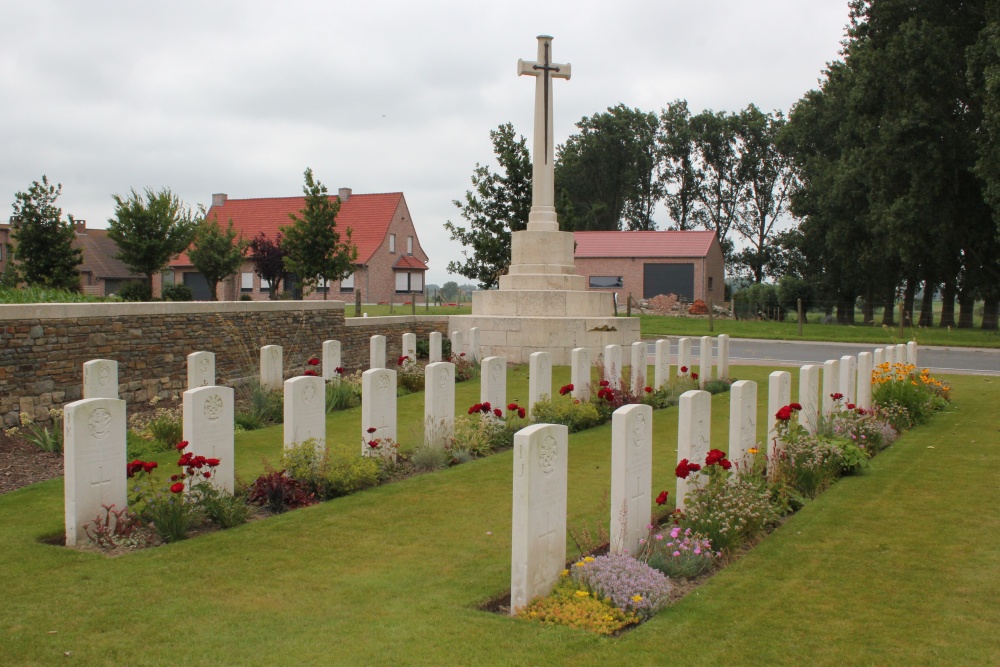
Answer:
[644,338,1000,376]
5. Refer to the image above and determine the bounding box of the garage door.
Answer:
[183,272,213,301]
[643,263,694,300]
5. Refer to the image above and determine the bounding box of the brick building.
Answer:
[169,189,429,303]
[573,230,725,303]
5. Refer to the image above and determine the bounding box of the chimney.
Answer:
[211,193,228,208]
[338,187,352,203]
[74,220,86,235]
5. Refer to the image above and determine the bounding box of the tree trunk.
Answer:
[918,279,935,327]
[209,280,218,301]
[881,291,895,326]
[862,287,875,325]
[939,279,956,328]
[902,279,916,327]
[957,291,975,329]
[983,297,1000,331]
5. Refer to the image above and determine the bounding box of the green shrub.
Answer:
[234,410,265,431]
[162,284,193,301]
[703,378,732,395]
[117,281,152,302]
[146,409,183,447]
[530,397,605,433]
[326,373,362,412]
[281,442,381,499]
[201,488,253,529]
[451,414,511,457]
[414,337,452,359]
[239,379,283,424]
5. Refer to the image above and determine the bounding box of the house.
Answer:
[169,189,429,302]
[0,220,147,296]
[572,230,725,304]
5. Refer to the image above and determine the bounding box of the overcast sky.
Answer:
[1,0,850,286]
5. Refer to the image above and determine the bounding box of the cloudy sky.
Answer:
[1,0,850,286]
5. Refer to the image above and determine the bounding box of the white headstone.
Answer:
[610,403,653,556]
[510,423,568,614]
[63,397,127,546]
[893,344,907,366]
[468,327,481,363]
[402,333,417,362]
[630,342,647,394]
[698,336,712,388]
[874,347,885,368]
[677,337,692,377]
[571,347,591,402]
[676,390,711,512]
[82,359,118,399]
[767,371,791,458]
[528,352,552,418]
[370,335,386,370]
[481,356,507,412]
[822,359,840,415]
[603,344,623,388]
[729,380,758,468]
[906,341,918,367]
[450,330,464,362]
[284,376,326,453]
[857,352,873,411]
[260,345,282,392]
[362,368,397,456]
[322,340,342,381]
[839,355,857,405]
[428,332,443,363]
[654,339,670,390]
[424,362,455,447]
[799,365,820,435]
[186,351,215,390]
[183,385,235,492]
[717,334,730,379]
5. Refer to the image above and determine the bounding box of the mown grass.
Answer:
[1,368,996,665]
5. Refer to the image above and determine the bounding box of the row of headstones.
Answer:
[593,335,732,398]
[509,339,919,612]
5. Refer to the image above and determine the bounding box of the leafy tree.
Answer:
[444,123,532,289]
[249,232,287,300]
[555,104,662,231]
[658,100,704,231]
[689,109,746,259]
[107,188,198,297]
[440,281,459,301]
[7,176,82,291]
[187,215,249,301]
[281,168,358,300]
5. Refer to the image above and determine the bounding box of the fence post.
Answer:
[708,299,714,332]
[797,298,803,336]
[355,289,361,317]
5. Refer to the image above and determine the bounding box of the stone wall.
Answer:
[0,301,449,427]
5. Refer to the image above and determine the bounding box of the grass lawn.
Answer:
[4,367,997,665]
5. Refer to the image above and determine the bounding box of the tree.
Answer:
[440,281,459,301]
[658,100,704,231]
[7,176,82,290]
[249,232,287,300]
[281,168,358,300]
[187,215,249,301]
[555,104,662,231]
[689,109,747,259]
[107,188,198,297]
[444,123,532,289]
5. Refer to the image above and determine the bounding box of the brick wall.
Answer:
[0,301,449,427]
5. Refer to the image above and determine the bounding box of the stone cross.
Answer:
[570,347,591,402]
[510,423,568,614]
[654,339,670,390]
[518,35,571,230]
[610,404,652,556]
[528,351,552,418]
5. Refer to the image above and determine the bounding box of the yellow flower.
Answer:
[583,556,595,563]
[631,594,643,602]
[748,447,759,455]
[575,590,589,597]
[560,569,569,577]
[573,561,586,568]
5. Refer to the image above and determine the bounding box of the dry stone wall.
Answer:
[0,302,448,427]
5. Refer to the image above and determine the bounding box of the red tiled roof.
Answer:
[393,255,428,270]
[170,193,403,267]
[74,229,144,280]
[573,230,717,258]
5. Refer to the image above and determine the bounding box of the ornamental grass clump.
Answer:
[571,553,672,620]
[515,575,638,635]
[326,369,362,412]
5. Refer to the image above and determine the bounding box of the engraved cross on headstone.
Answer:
[91,463,112,495]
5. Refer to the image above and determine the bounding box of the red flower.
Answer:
[789,402,802,411]
[559,384,573,396]
[126,460,144,478]
[169,482,185,494]
[367,427,377,434]
[846,403,856,410]
[680,366,688,373]
[493,408,502,418]
[368,440,380,449]
[459,352,466,357]
[691,372,699,380]
[675,459,701,479]
[518,408,526,419]
[304,369,319,376]
[719,458,732,470]
[468,403,481,414]
[705,449,727,466]
[397,355,409,366]
[480,402,492,414]
[507,403,519,411]
[644,386,653,393]
[831,392,844,401]
[203,471,211,479]
[170,474,180,481]
[307,357,319,366]
[775,406,793,421]
[599,380,610,387]
[176,440,188,451]
[206,458,221,467]
[178,452,194,466]
[142,461,158,473]
[334,366,345,375]
[655,490,669,505]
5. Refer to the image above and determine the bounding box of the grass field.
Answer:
[2,366,997,665]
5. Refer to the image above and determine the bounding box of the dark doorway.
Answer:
[643,263,695,300]
[183,272,212,301]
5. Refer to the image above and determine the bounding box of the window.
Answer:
[406,236,413,255]
[316,276,328,293]
[708,276,714,291]
[340,272,355,292]
[260,277,271,290]
[241,272,254,292]
[389,234,396,253]
[395,271,424,293]
[589,276,623,289]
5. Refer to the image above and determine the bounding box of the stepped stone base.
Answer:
[448,314,640,365]
[473,289,612,318]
